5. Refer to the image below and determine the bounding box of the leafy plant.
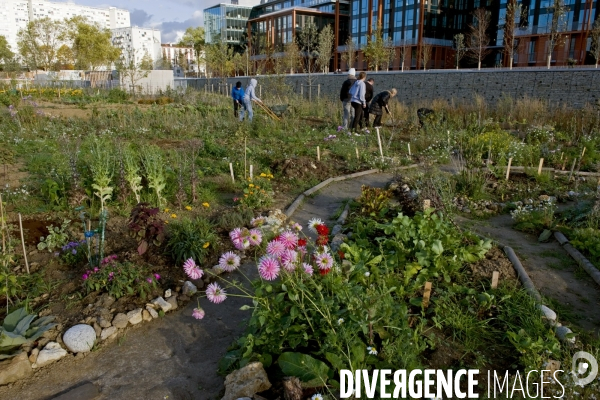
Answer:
[570,228,600,266]
[278,352,331,387]
[237,173,274,210]
[38,219,71,252]
[88,140,114,211]
[0,307,56,359]
[142,146,167,207]
[82,256,159,299]
[122,145,143,204]
[164,216,218,265]
[357,185,392,217]
[127,203,165,256]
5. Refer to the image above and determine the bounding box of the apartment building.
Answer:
[112,27,162,68]
[204,2,254,45]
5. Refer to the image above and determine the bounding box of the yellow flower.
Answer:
[260,173,267,177]
[171,213,177,218]
[185,206,192,210]
[164,220,169,224]
[255,186,260,189]
[203,242,210,248]
[202,202,210,208]
[244,194,248,197]
[249,191,254,195]
[164,208,170,212]
[249,184,255,188]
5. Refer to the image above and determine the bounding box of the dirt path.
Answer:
[457,214,600,335]
[0,172,395,400]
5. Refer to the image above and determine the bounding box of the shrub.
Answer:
[38,219,71,252]
[128,203,166,256]
[0,308,56,359]
[165,216,219,265]
[237,173,274,210]
[106,88,129,103]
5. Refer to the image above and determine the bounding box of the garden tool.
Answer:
[254,100,281,121]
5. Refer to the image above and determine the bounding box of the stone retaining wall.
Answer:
[178,68,600,108]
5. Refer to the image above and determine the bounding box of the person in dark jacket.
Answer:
[339,68,356,129]
[231,81,244,118]
[369,88,397,127]
[362,78,374,128]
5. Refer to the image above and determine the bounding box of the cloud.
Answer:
[154,15,203,43]
[130,9,153,27]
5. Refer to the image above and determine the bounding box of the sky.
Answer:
[52,0,259,43]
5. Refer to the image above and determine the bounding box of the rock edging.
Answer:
[554,231,600,288]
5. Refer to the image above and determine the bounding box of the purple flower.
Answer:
[146,278,152,283]
[82,274,88,280]
[72,249,77,255]
[108,272,114,281]
[337,126,343,132]
[154,273,161,280]
[93,267,99,272]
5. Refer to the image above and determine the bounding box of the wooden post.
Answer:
[491,271,499,289]
[538,158,544,175]
[568,158,577,182]
[0,193,5,253]
[376,127,384,161]
[229,163,235,183]
[562,157,568,171]
[18,214,29,274]
[544,360,561,382]
[244,137,247,179]
[506,157,513,180]
[560,152,564,161]
[317,146,320,161]
[250,165,253,180]
[355,147,359,160]
[422,282,432,308]
[581,147,586,158]
[423,199,431,210]
[408,143,411,156]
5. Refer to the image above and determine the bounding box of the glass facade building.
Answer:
[204,3,253,45]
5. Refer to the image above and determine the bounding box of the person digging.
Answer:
[369,88,397,128]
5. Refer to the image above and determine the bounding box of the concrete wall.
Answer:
[177,68,600,108]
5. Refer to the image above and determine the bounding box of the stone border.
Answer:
[284,164,421,218]
[554,231,600,287]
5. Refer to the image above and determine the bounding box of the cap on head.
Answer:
[348,68,356,77]
[236,81,242,88]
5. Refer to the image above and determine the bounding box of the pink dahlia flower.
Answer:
[249,229,263,246]
[281,249,299,272]
[279,230,298,249]
[183,258,203,280]
[315,252,334,271]
[205,283,227,304]
[258,255,280,281]
[219,251,241,272]
[302,263,314,276]
[192,307,205,320]
[266,240,286,257]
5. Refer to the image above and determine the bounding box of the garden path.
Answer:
[457,214,600,336]
[0,172,396,400]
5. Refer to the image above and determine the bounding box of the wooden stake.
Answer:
[355,147,359,159]
[581,147,586,158]
[250,165,253,180]
[229,163,235,183]
[491,271,499,289]
[244,137,247,179]
[506,157,513,180]
[562,157,567,171]
[317,146,320,161]
[423,282,432,308]
[0,194,5,253]
[376,128,384,161]
[408,143,411,156]
[544,360,561,382]
[423,199,431,210]
[18,214,29,274]
[538,158,544,175]
[560,152,564,161]
[568,158,577,182]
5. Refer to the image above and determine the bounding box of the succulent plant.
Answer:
[0,308,56,359]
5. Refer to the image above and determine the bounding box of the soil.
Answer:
[469,246,518,282]
[37,101,152,120]
[457,213,600,335]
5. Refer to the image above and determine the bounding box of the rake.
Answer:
[254,100,281,121]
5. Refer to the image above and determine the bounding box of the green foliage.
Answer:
[164,216,218,265]
[356,185,392,218]
[454,169,492,201]
[0,307,56,359]
[37,219,71,252]
[570,228,600,266]
[511,200,556,234]
[278,352,331,387]
[237,174,274,210]
[142,146,167,207]
[82,257,159,300]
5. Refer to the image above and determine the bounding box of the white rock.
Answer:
[62,324,96,353]
[539,305,557,322]
[112,313,129,329]
[28,348,39,364]
[166,295,178,311]
[555,326,576,344]
[34,342,67,368]
[182,281,197,296]
[126,309,143,325]
[0,353,32,385]
[151,297,172,313]
[142,310,152,322]
[100,326,118,341]
[146,306,159,319]
[165,289,172,298]
[97,316,112,328]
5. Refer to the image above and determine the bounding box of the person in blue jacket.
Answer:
[231,81,244,118]
[240,78,261,122]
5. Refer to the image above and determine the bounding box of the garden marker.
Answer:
[560,152,564,160]
[376,128,384,161]
[408,143,411,156]
[244,137,247,179]
[0,193,5,253]
[538,158,544,175]
[250,165,253,180]
[423,199,431,210]
[491,271,499,289]
[317,146,320,161]
[355,147,359,159]
[506,158,513,180]
[562,158,568,171]
[422,282,432,308]
[569,158,577,181]
[544,360,561,382]
[18,213,29,274]
[229,163,235,183]
[582,147,586,158]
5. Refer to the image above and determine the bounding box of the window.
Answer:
[528,39,536,62]
[568,37,576,58]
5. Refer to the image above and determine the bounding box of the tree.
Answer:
[180,27,205,69]
[546,0,567,68]
[316,24,334,73]
[205,40,235,83]
[232,52,244,76]
[56,44,74,70]
[398,37,409,71]
[591,18,600,68]
[340,37,357,70]
[297,22,320,75]
[117,49,153,97]
[467,8,492,70]
[363,27,388,71]
[0,35,14,69]
[281,41,301,74]
[421,43,432,70]
[382,37,396,71]
[453,33,467,69]
[17,17,66,71]
[503,0,522,69]
[67,17,120,70]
